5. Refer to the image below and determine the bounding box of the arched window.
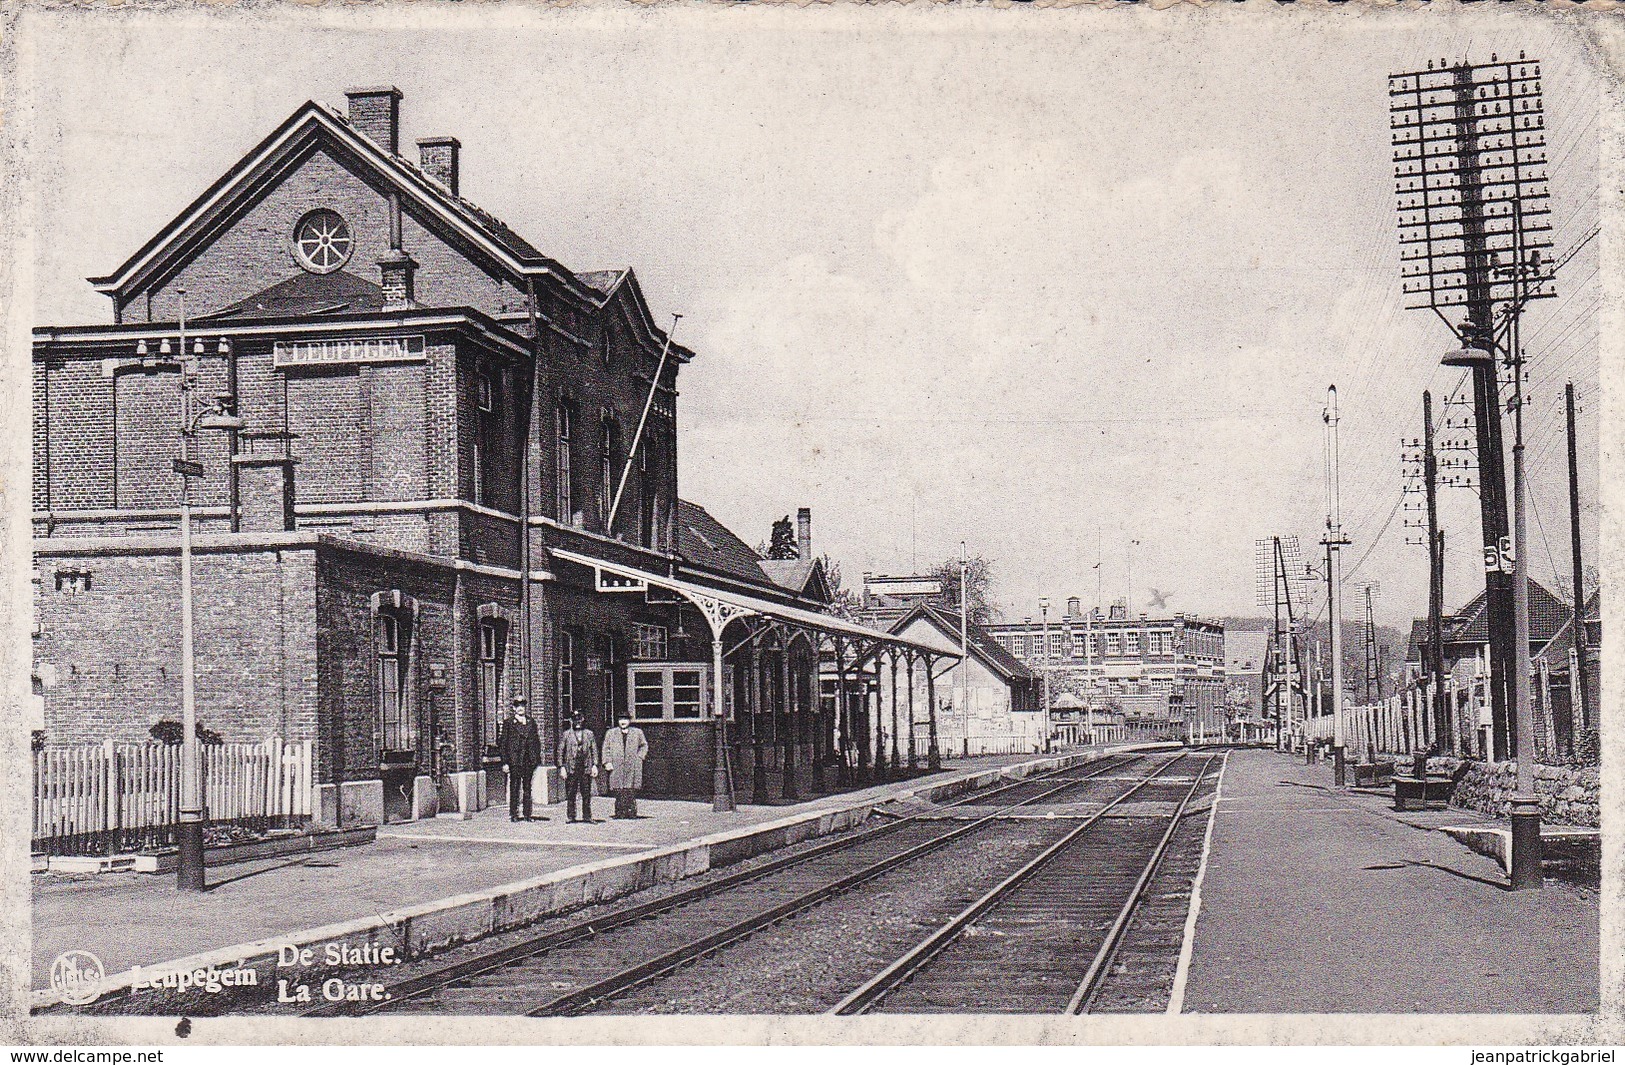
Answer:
[558,630,575,723]
[371,591,419,754]
[638,436,655,548]
[599,411,619,534]
[556,401,575,525]
[377,611,413,751]
[477,615,509,750]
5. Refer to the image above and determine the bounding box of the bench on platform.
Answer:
[1352,761,1395,787]
[1392,775,1452,810]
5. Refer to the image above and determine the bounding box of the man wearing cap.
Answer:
[497,696,543,822]
[558,712,599,823]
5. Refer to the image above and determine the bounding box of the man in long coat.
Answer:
[602,711,649,819]
[558,713,599,823]
[497,696,543,822]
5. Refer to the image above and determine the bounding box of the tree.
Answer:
[766,516,800,561]
[927,554,1000,626]
[819,552,861,619]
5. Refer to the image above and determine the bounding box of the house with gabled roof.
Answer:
[879,602,1044,759]
[31,86,941,824]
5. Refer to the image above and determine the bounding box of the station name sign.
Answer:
[274,335,426,368]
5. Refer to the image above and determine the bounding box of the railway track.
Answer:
[312,749,1166,1017]
[830,750,1224,1014]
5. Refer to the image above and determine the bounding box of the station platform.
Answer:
[31,746,1118,1001]
[1179,748,1600,1014]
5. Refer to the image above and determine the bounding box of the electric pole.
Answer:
[1391,55,1555,764]
[1425,390,1448,754]
[1324,386,1349,786]
[1565,381,1591,734]
[1360,583,1381,705]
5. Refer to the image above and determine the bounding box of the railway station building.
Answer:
[31,87,940,825]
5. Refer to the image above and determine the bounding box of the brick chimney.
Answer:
[796,507,812,561]
[233,432,298,532]
[345,86,402,153]
[1067,596,1081,618]
[417,137,461,195]
[379,250,418,310]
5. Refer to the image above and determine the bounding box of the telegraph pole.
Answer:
[1391,56,1555,764]
[1272,545,1284,751]
[1324,386,1349,786]
[1565,381,1591,734]
[1424,391,1449,753]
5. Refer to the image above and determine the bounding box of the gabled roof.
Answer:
[891,602,1036,682]
[676,499,774,589]
[1405,618,1428,663]
[89,100,579,301]
[85,97,694,362]
[577,270,629,301]
[1535,589,1599,667]
[1224,629,1269,672]
[1446,579,1568,646]
[757,557,832,603]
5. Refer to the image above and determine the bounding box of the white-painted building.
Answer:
[878,603,1045,759]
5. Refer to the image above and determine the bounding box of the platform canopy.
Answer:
[549,546,958,660]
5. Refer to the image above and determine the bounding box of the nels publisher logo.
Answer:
[51,949,105,1006]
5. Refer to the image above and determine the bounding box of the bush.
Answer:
[149,719,225,745]
[32,730,45,752]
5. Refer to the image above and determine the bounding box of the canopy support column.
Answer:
[925,653,943,770]
[781,636,798,801]
[712,633,733,811]
[906,652,918,770]
[888,650,901,778]
[751,634,769,805]
[834,637,850,787]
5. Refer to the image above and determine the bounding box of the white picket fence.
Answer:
[32,737,312,855]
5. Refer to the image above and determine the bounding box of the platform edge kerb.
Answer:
[31,746,1163,1011]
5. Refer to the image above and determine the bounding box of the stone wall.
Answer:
[1431,756,1600,828]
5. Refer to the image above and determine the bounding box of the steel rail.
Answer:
[827,751,1201,1016]
[1063,751,1223,1015]
[308,751,1146,1017]
[526,753,1170,1017]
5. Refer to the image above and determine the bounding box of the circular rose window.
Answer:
[292,209,353,274]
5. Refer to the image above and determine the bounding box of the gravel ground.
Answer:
[594,819,1078,1014]
[1085,778,1220,1011]
[68,810,915,1018]
[119,766,1078,1017]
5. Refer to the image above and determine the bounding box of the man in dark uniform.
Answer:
[558,713,599,823]
[498,696,543,822]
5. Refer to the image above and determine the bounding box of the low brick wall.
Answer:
[1430,756,1600,828]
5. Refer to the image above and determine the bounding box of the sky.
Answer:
[15,3,1605,629]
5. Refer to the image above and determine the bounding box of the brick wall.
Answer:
[33,544,319,748]
[369,361,428,500]
[314,545,458,782]
[287,369,366,503]
[539,293,680,544]
[40,357,114,510]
